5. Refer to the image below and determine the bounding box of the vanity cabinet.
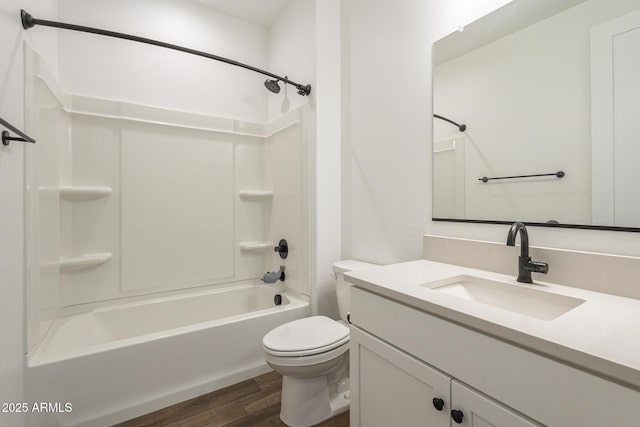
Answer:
[350,325,450,427]
[351,326,540,427]
[349,286,640,427]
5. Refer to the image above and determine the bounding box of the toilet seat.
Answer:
[263,316,350,357]
[264,340,349,368]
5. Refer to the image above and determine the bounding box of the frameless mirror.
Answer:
[432,0,640,231]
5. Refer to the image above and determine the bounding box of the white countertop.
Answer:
[345,259,640,390]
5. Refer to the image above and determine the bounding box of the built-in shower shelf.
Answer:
[59,252,112,272]
[60,186,113,201]
[239,242,274,252]
[239,190,274,200]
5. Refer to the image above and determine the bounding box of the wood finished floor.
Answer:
[113,371,350,427]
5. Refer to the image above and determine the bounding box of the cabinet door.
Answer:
[450,381,542,427]
[350,326,450,427]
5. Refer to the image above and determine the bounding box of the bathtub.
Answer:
[26,282,309,427]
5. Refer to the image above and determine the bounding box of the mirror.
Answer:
[432,0,640,231]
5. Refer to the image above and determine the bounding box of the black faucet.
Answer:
[506,222,549,283]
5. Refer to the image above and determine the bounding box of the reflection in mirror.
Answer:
[432,0,640,231]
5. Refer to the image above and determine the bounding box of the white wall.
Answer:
[58,0,269,123]
[267,0,315,122]
[344,0,640,264]
[0,2,58,426]
[312,0,342,318]
[344,0,432,264]
[342,0,511,265]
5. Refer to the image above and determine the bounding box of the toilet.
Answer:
[262,260,378,427]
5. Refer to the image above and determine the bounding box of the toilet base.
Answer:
[280,375,350,427]
[278,350,350,427]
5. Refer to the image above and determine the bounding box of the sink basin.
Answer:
[422,275,585,320]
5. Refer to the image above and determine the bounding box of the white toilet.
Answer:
[262,260,378,427]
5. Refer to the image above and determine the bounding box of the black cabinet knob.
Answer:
[432,397,445,411]
[451,409,464,424]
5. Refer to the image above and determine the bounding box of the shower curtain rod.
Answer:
[433,114,466,132]
[20,10,312,97]
[1,116,36,145]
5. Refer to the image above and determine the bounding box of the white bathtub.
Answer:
[26,283,309,427]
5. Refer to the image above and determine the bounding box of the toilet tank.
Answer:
[333,260,379,322]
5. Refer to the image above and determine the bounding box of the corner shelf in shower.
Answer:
[60,186,113,201]
[239,190,274,201]
[239,242,274,252]
[59,252,112,272]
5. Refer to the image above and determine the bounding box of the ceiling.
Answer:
[190,0,290,27]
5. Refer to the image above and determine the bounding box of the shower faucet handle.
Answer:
[274,239,288,259]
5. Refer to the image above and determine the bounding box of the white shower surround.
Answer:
[25,47,310,339]
[27,283,310,427]
[24,48,312,426]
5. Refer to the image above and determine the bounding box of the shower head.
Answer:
[264,77,311,96]
[264,79,281,94]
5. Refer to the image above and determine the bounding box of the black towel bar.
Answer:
[479,171,565,183]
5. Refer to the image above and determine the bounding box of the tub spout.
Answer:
[262,266,285,283]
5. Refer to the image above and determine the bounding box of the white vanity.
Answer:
[345,260,640,426]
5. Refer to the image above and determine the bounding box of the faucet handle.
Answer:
[526,260,549,275]
[274,239,288,259]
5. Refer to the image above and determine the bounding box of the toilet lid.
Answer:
[263,316,349,354]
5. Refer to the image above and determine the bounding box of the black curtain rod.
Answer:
[20,10,311,97]
[1,116,36,145]
[433,114,466,132]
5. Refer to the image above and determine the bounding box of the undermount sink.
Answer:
[422,275,585,321]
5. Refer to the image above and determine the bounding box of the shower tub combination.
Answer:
[27,283,309,427]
